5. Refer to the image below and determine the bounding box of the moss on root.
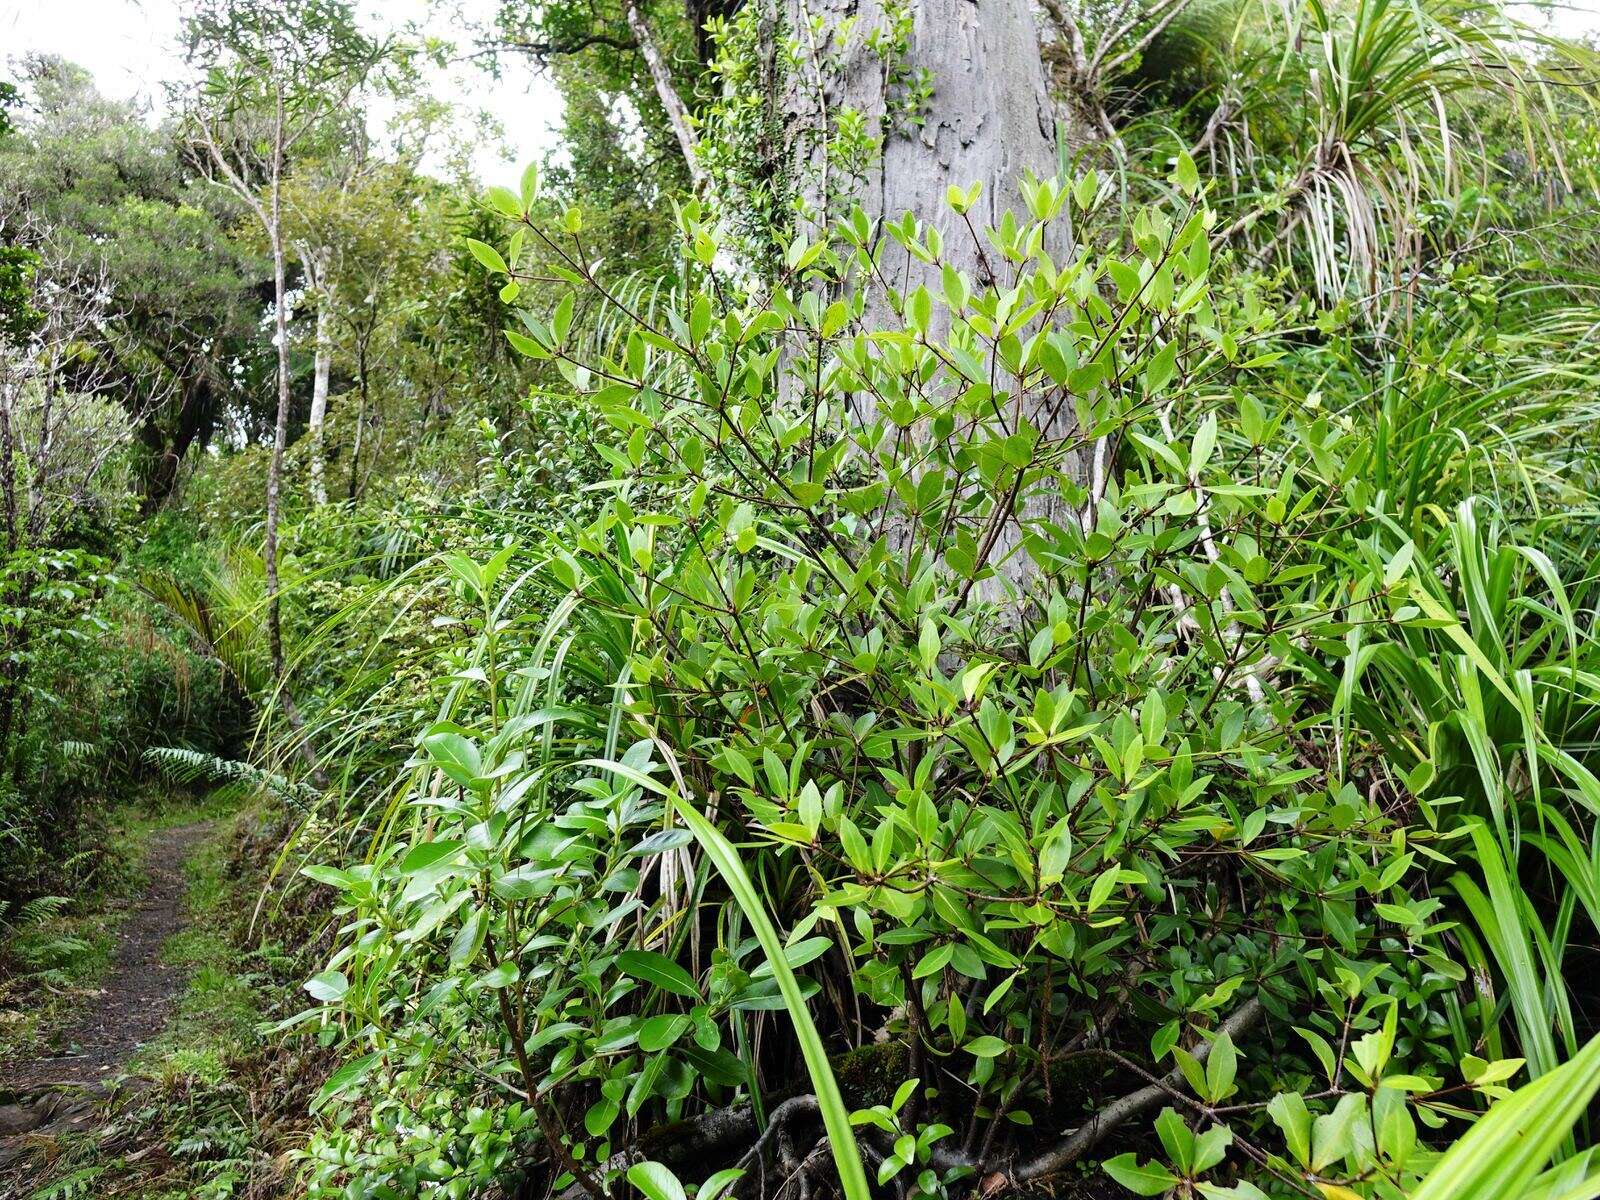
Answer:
[831,1041,912,1109]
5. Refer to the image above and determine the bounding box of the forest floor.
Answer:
[0,803,325,1198]
[1,820,212,1093]
[0,813,227,1186]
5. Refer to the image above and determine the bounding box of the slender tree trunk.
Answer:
[0,391,17,557]
[347,326,369,501]
[8,656,33,786]
[0,622,34,780]
[299,243,333,506]
[0,390,22,771]
[308,284,331,505]
[265,106,290,688]
[625,0,705,190]
[265,220,328,785]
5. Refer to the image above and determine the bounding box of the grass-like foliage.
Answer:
[286,143,1600,1200]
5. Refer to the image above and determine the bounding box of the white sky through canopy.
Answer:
[1,0,561,187]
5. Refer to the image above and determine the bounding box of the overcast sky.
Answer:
[1,0,562,187]
[1522,0,1600,35]
[6,0,1600,188]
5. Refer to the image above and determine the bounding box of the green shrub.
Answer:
[290,159,1600,1198]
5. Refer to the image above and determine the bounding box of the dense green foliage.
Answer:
[7,0,1600,1198]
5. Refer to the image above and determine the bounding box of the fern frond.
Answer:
[143,746,317,811]
[14,894,69,927]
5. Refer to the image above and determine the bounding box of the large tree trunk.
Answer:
[784,0,1091,594]
[140,367,217,514]
[786,0,1074,295]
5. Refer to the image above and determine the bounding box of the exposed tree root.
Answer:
[545,997,1265,1199]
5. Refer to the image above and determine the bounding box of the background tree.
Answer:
[0,244,143,775]
[181,0,386,700]
[0,57,266,510]
[490,0,698,198]
[283,161,475,500]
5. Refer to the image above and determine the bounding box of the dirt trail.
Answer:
[2,821,211,1093]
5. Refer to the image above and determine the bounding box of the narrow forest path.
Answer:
[0,820,211,1104]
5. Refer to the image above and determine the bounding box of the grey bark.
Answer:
[626,0,706,190]
[309,298,331,504]
[298,242,333,506]
[783,0,1094,595]
[1012,996,1267,1183]
[191,86,290,688]
[542,999,1266,1199]
[785,0,1074,295]
[267,174,289,685]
